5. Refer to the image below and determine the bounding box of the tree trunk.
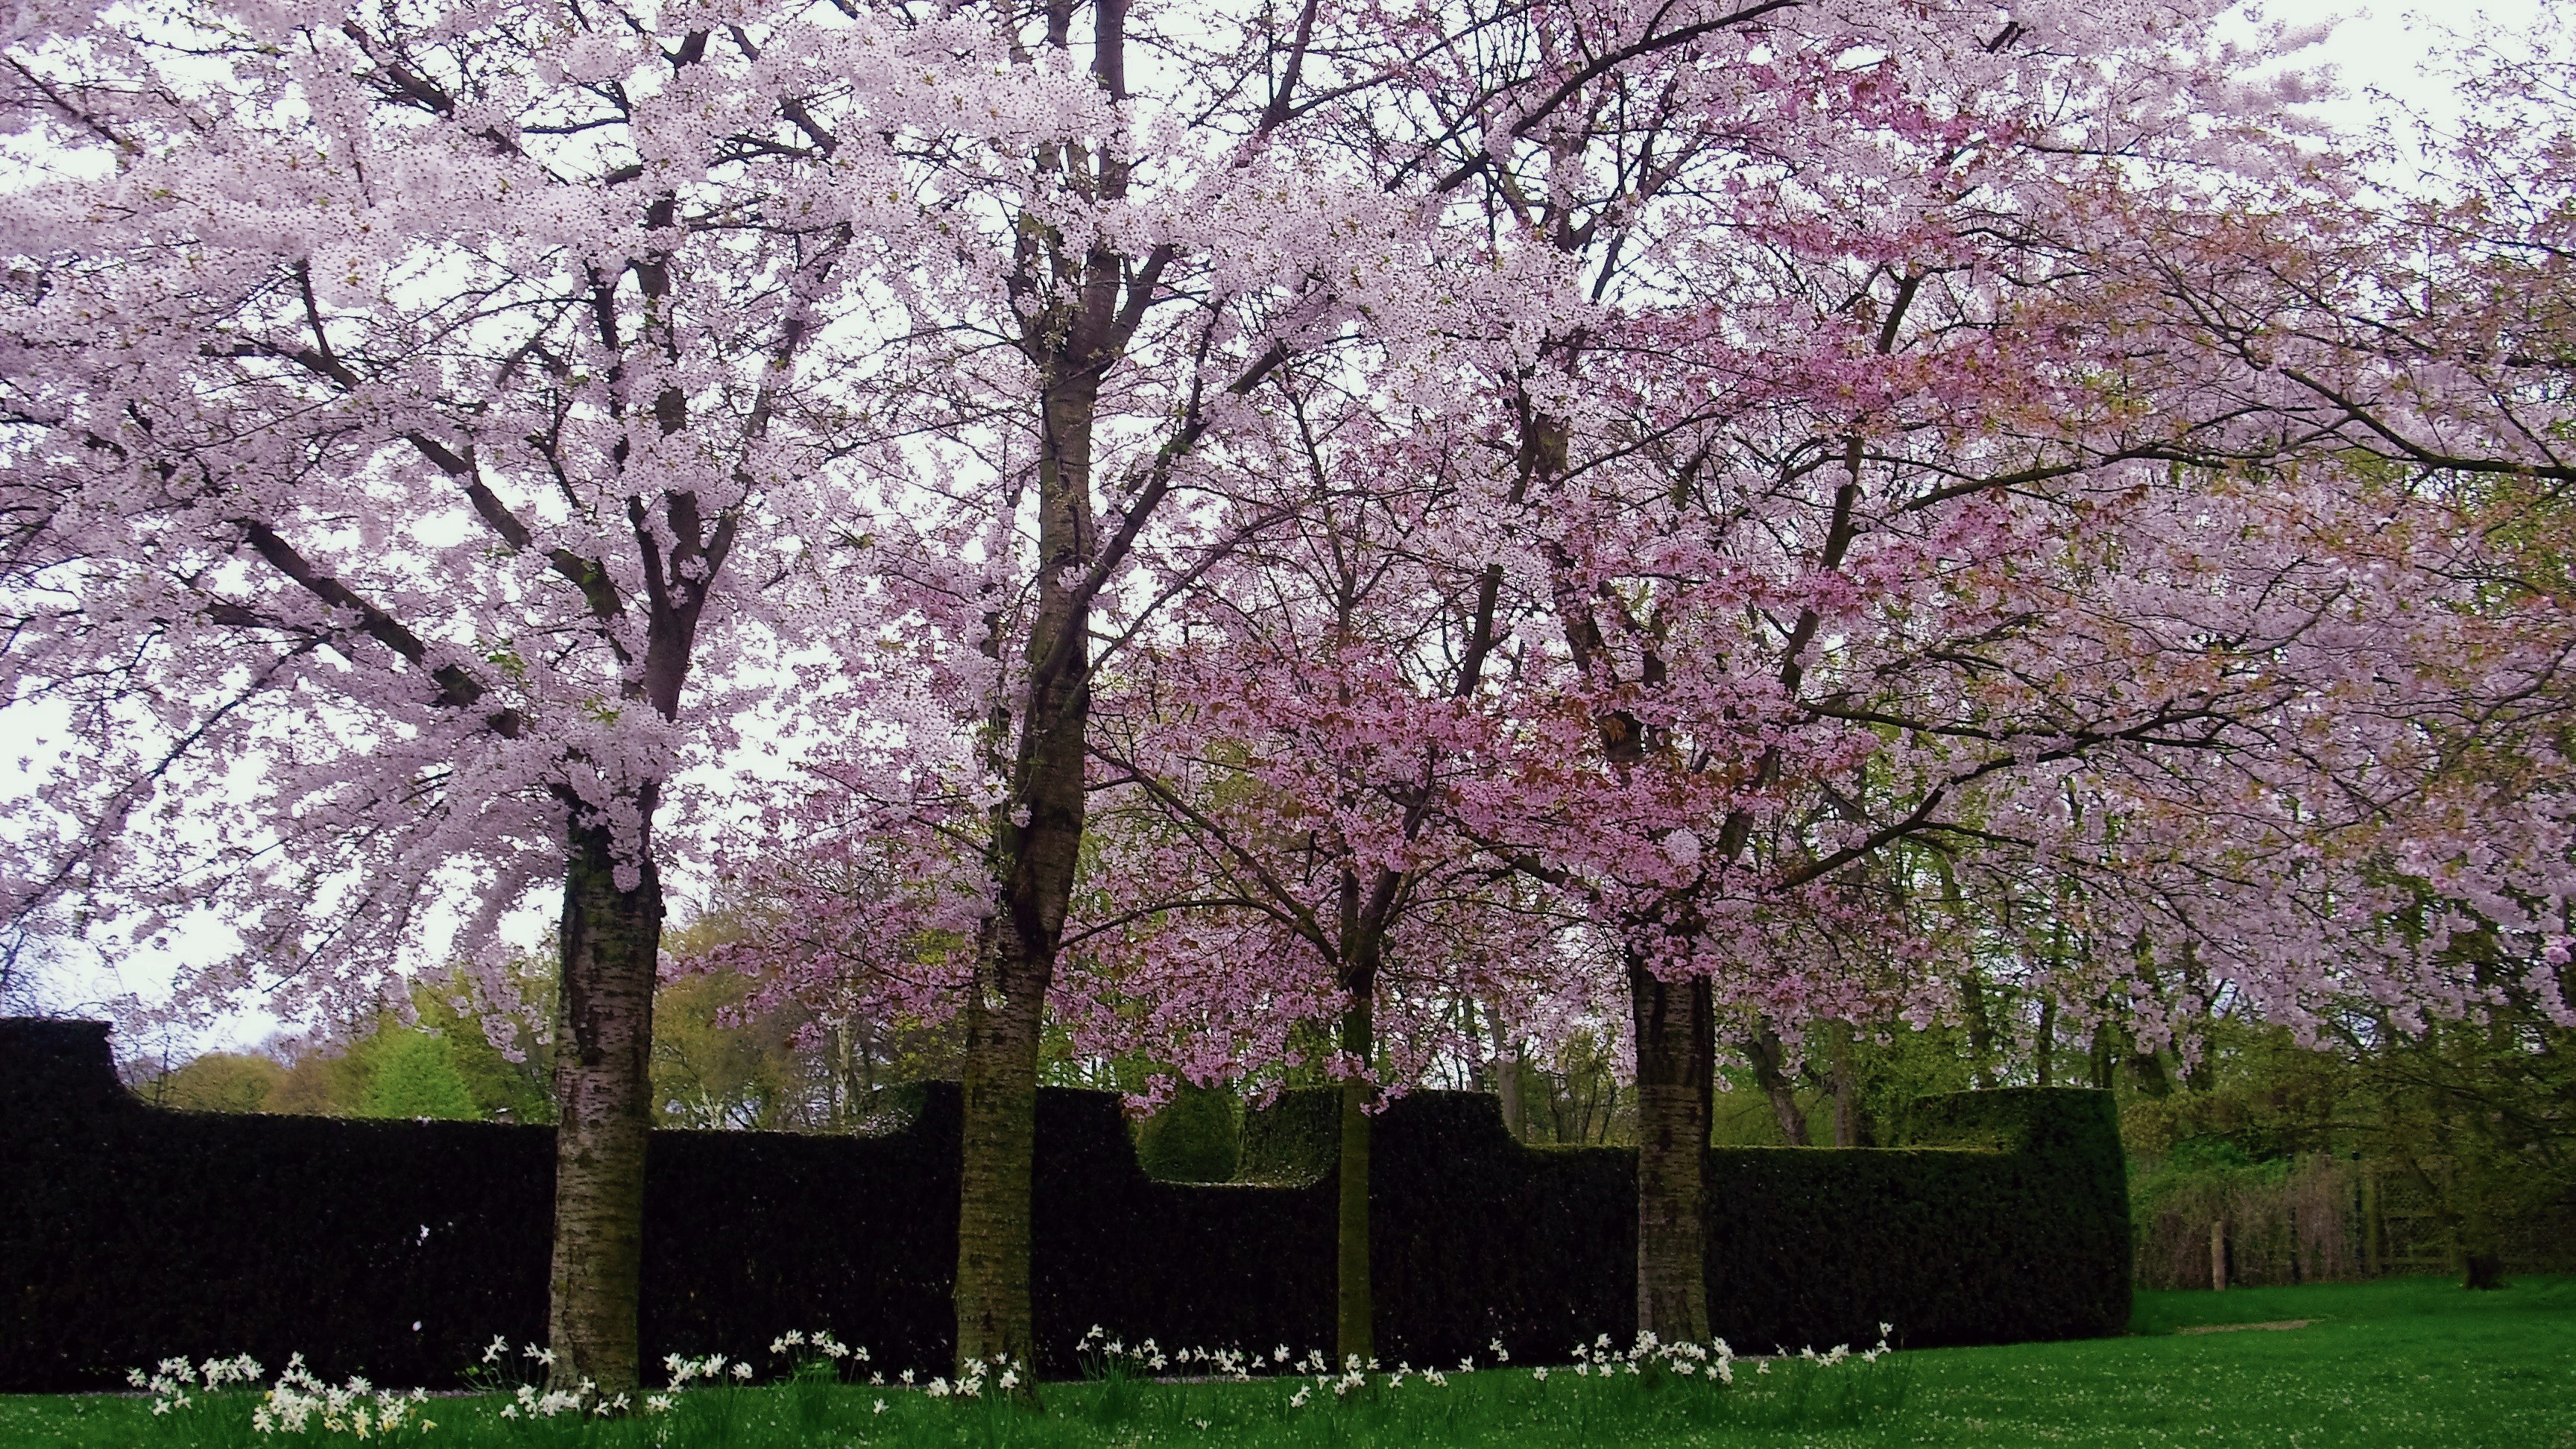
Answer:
[955,925,1050,1371]
[1828,1023,1863,1148]
[1486,1000,1524,1139]
[2034,996,2057,1087]
[1335,955,1378,1366]
[954,511,1090,1380]
[2459,1187,2508,1289]
[1745,1026,1811,1146]
[952,238,1103,1380]
[2130,1044,2174,1098]
[546,805,663,1397]
[1962,971,2001,1090]
[1632,958,1714,1343]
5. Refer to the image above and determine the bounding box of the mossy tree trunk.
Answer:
[546,804,663,1397]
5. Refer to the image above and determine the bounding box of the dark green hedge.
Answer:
[1702,1087,2132,1351]
[1253,1085,2128,1364]
[1,1018,2122,1392]
[1133,1084,1241,1183]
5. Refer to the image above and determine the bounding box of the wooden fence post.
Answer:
[2211,1219,2228,1291]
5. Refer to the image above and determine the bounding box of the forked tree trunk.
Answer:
[1335,960,1378,1366]
[1745,1026,1811,1146]
[547,805,664,1396]
[1631,958,1714,1342]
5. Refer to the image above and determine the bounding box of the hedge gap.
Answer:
[1,1017,2125,1392]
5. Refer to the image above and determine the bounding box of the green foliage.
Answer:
[1237,1087,1339,1183]
[1709,1022,1983,1149]
[2340,1005,2576,1281]
[151,1054,287,1114]
[1132,1083,1239,1182]
[2118,1023,2344,1165]
[2115,1008,2575,1284]
[143,959,555,1125]
[651,970,801,1130]
[357,1032,482,1121]
[1512,1029,1635,1145]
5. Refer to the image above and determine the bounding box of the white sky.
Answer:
[4,0,2558,1060]
[2250,1,2551,129]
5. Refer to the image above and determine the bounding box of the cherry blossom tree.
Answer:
[1074,371,1582,1361]
[1338,0,2576,1342]
[730,0,2571,1368]
[0,0,1105,1395]
[684,0,1482,1378]
[18,0,2569,1398]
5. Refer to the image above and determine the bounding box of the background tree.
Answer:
[359,1031,482,1122]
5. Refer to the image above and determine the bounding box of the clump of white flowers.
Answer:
[1074,1326,1169,1377]
[1264,1321,1899,1412]
[128,1354,262,1415]
[254,1357,437,1437]
[768,1328,868,1368]
[1571,1329,1738,1383]
[129,1351,438,1438]
[1077,1327,1330,1392]
[924,1353,1026,1399]
[663,1352,747,1389]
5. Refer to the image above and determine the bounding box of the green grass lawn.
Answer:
[2,1275,2567,1448]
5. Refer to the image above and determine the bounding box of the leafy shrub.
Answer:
[1134,1085,1239,1182]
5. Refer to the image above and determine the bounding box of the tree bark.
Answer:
[2034,996,2057,1087]
[1632,958,1714,1342]
[546,804,663,1397]
[953,363,1096,1379]
[1961,971,2001,1090]
[953,158,1111,1373]
[1745,1026,1811,1146]
[956,926,1049,1369]
[1494,1000,1524,1134]
[1335,967,1377,1366]
[1828,1022,1864,1148]
[2130,1043,2174,1098]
